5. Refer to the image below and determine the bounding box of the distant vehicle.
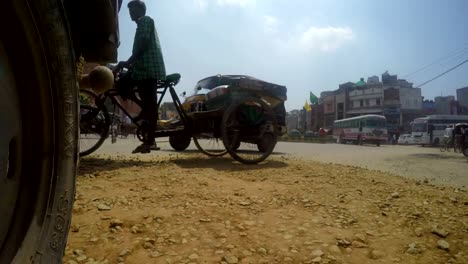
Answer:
[304,130,317,138]
[288,129,301,139]
[333,115,387,146]
[411,115,468,146]
[398,134,414,145]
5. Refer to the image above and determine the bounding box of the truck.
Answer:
[0,1,121,263]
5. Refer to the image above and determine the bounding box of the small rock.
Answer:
[336,239,351,247]
[311,249,324,257]
[257,248,268,255]
[223,255,239,264]
[242,250,253,256]
[100,215,112,220]
[188,253,199,260]
[149,251,161,258]
[437,240,450,251]
[432,225,449,238]
[239,201,251,206]
[67,260,78,264]
[351,241,369,248]
[311,256,322,263]
[73,249,84,256]
[181,238,188,244]
[109,219,124,228]
[284,234,293,240]
[97,204,111,211]
[70,225,80,233]
[119,249,131,257]
[369,250,384,259]
[391,192,400,198]
[75,255,87,263]
[354,233,367,243]
[328,245,341,254]
[131,225,141,234]
[406,243,422,254]
[143,242,154,249]
[414,228,423,237]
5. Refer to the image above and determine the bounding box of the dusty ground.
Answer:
[65,153,468,264]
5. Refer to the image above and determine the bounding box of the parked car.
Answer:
[304,130,317,139]
[398,134,414,145]
[288,129,302,139]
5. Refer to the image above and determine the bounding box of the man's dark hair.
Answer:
[128,0,146,12]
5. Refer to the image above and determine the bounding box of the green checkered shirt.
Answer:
[130,16,166,81]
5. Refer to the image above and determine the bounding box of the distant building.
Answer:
[435,96,456,115]
[286,110,300,131]
[457,87,468,109]
[315,71,422,133]
[422,99,436,115]
[347,78,384,117]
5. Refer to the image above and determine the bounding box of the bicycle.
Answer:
[79,72,188,157]
[439,138,453,152]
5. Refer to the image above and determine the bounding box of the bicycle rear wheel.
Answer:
[193,135,228,157]
[79,89,110,156]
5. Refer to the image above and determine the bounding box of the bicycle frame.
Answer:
[99,81,192,138]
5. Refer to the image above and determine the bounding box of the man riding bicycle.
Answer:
[115,0,165,154]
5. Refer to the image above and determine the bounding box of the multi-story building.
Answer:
[347,78,384,117]
[286,110,300,131]
[316,71,422,133]
[435,96,456,115]
[457,87,468,111]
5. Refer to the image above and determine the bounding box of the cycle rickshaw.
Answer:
[79,67,287,164]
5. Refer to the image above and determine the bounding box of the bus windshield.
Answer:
[366,119,385,128]
[412,123,427,132]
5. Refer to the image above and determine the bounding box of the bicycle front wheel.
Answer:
[79,89,110,157]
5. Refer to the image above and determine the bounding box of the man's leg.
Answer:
[132,79,158,153]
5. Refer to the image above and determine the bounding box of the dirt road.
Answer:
[65,153,468,264]
[92,139,468,187]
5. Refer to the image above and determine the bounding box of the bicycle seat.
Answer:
[159,73,181,87]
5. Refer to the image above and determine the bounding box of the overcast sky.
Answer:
[117,0,468,110]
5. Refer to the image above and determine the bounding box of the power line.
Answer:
[415,58,468,88]
[402,44,468,79]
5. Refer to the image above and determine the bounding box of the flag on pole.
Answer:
[310,91,319,104]
[304,100,312,112]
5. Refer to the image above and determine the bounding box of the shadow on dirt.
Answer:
[79,157,156,176]
[174,156,288,171]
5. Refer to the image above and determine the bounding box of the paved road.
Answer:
[89,138,468,188]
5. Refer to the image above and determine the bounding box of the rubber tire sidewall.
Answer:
[1,1,78,263]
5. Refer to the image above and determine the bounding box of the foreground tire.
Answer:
[0,1,78,263]
[463,146,468,158]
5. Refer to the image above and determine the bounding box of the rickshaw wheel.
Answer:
[257,133,277,152]
[222,97,277,164]
[463,146,468,157]
[193,136,228,157]
[169,134,191,151]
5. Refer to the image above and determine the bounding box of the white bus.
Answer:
[333,115,388,146]
[411,115,468,146]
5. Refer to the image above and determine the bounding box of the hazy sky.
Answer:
[117,0,468,110]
